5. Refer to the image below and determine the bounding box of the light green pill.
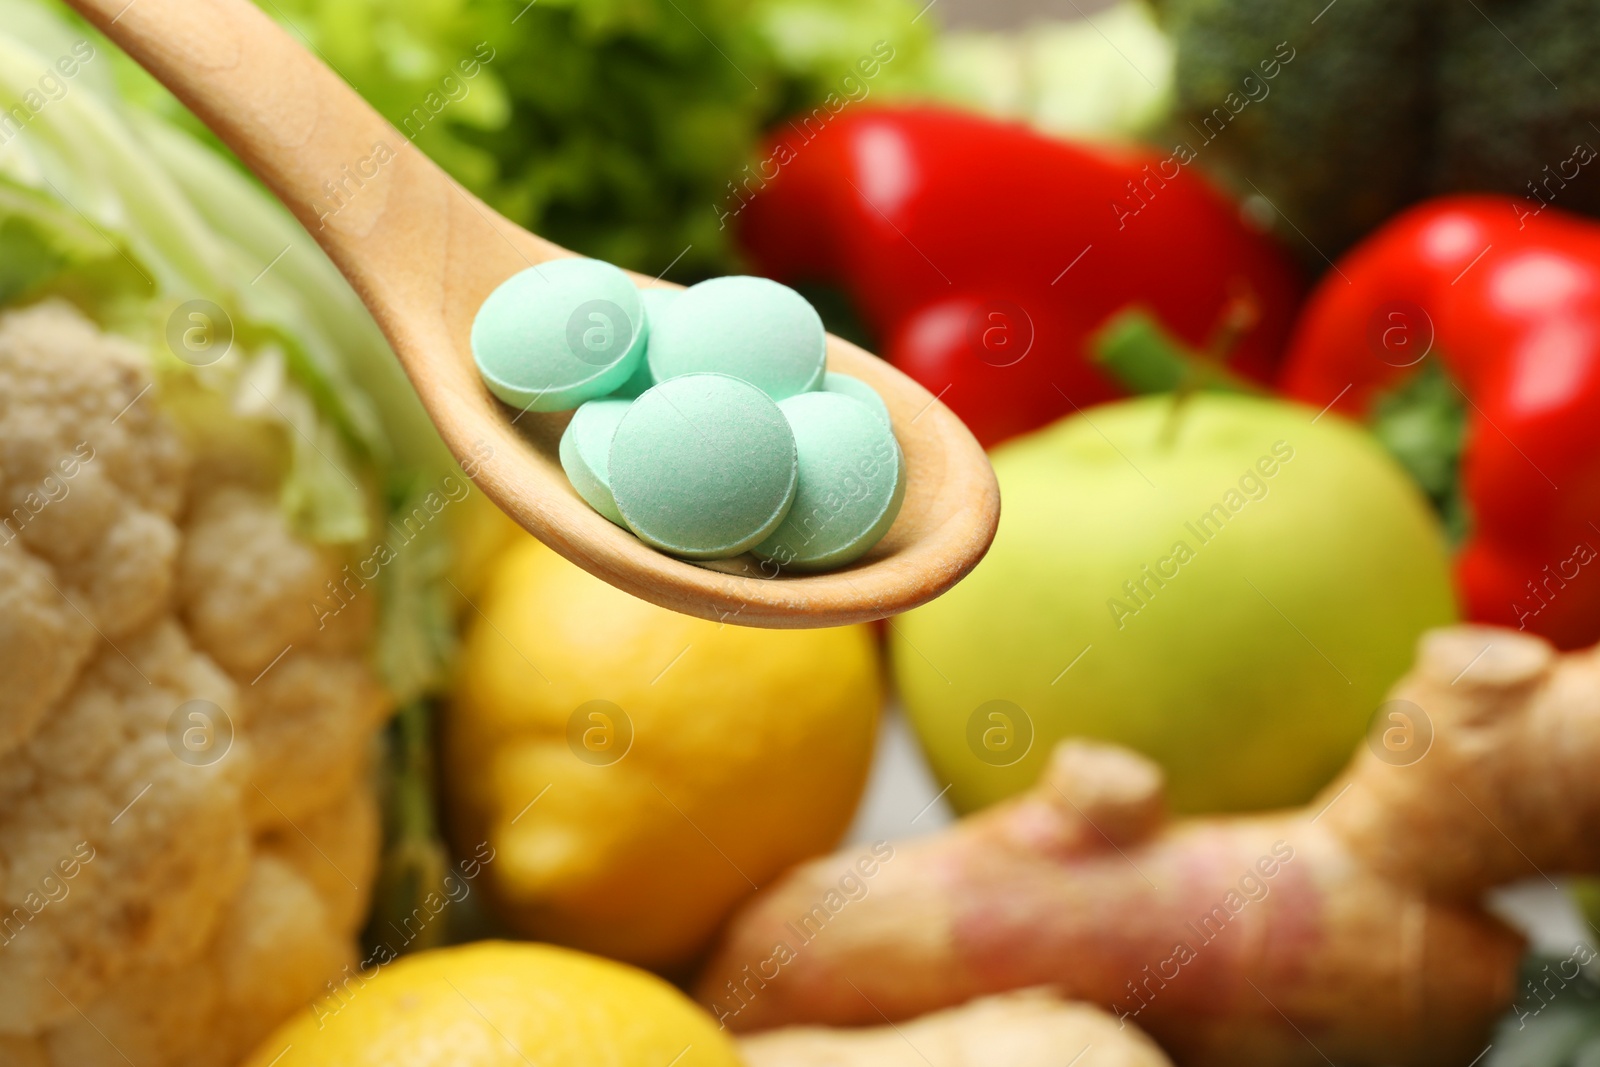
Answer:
[610,373,798,560]
[754,392,906,573]
[612,288,679,399]
[559,398,632,526]
[648,276,826,400]
[472,258,646,412]
[823,372,891,425]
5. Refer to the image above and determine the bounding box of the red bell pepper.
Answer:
[1279,195,1600,649]
[734,105,1302,448]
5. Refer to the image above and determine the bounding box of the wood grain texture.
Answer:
[68,0,1000,627]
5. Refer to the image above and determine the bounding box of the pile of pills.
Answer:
[472,258,905,571]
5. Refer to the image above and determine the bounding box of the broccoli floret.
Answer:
[1152,0,1434,258]
[1433,0,1600,218]
[1154,0,1600,260]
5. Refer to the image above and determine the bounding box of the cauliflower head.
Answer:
[0,302,393,1067]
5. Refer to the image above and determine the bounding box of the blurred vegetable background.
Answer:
[9,0,1600,1063]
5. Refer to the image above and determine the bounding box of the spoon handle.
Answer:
[63,0,1003,628]
[64,0,557,309]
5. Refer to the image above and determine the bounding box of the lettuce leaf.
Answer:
[250,0,938,278]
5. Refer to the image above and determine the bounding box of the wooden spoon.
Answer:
[67,0,1000,628]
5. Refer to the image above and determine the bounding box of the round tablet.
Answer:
[823,371,891,425]
[648,276,826,400]
[611,288,679,399]
[753,392,906,572]
[472,258,646,412]
[559,398,632,526]
[610,373,798,560]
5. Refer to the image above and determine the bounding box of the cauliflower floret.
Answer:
[0,547,92,754]
[37,785,380,1067]
[0,302,189,754]
[0,302,395,1066]
[179,486,371,676]
[0,621,249,1034]
[0,302,187,631]
[178,485,389,825]
[55,506,181,642]
[257,783,382,940]
[244,651,390,826]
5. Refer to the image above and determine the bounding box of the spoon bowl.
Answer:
[67,0,1000,627]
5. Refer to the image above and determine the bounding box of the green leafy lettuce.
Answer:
[242,0,938,278]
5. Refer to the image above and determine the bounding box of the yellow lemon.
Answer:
[444,536,881,969]
[240,941,741,1067]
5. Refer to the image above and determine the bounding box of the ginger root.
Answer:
[698,626,1587,1066]
[737,989,1172,1067]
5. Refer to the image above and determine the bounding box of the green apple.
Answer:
[895,392,1455,814]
